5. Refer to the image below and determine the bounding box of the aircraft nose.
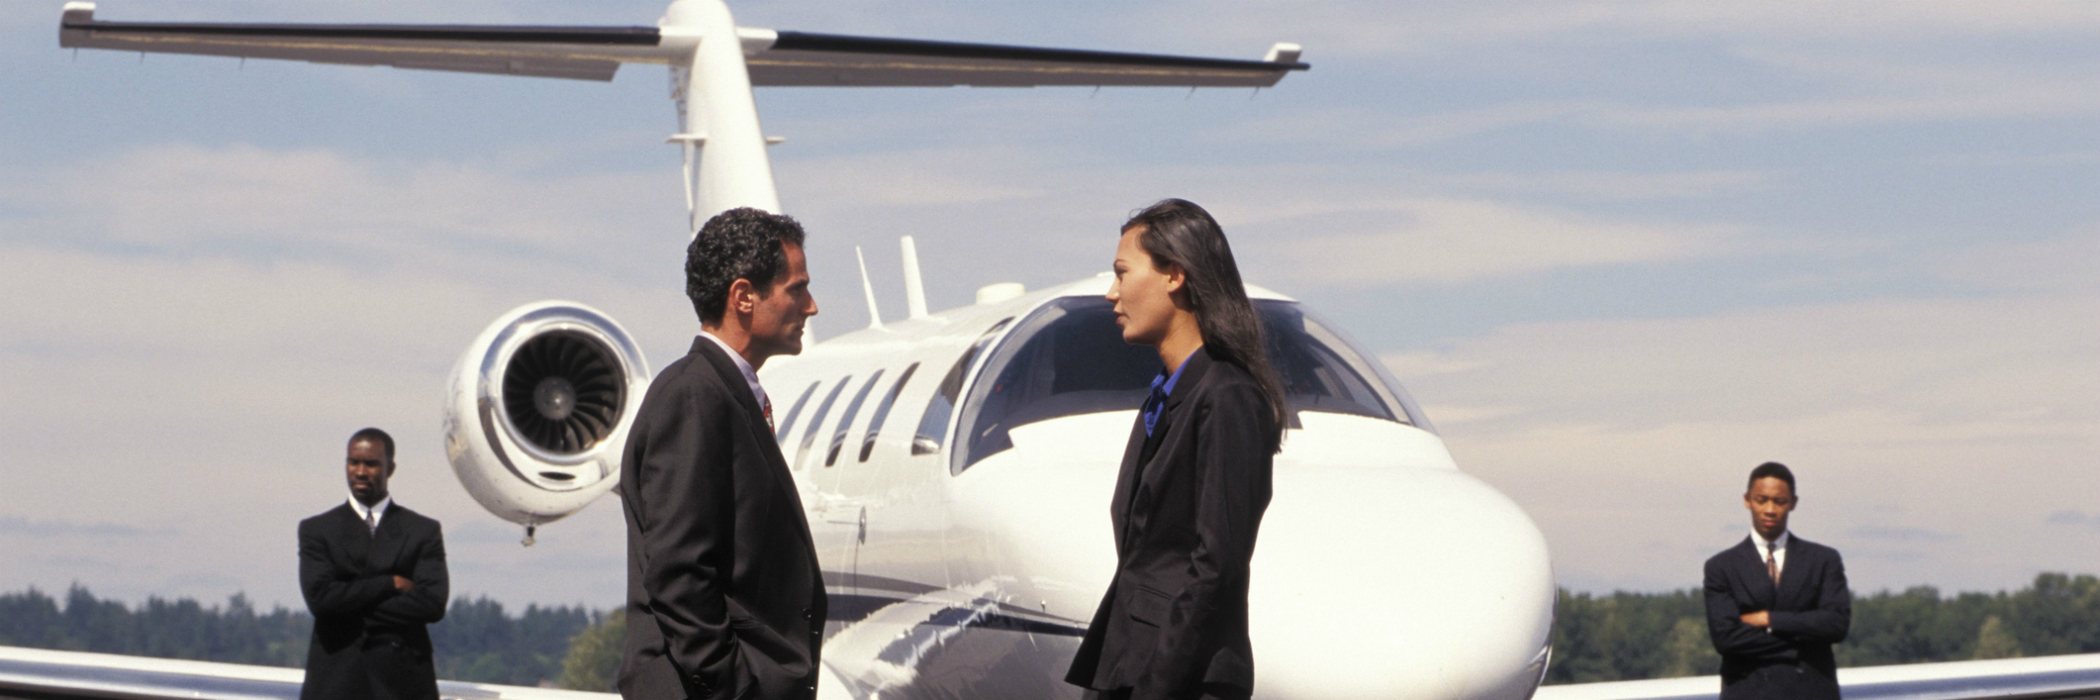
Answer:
[1249,437,1555,699]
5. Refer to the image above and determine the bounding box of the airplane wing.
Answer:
[1531,652,2100,700]
[56,2,1307,87]
[0,644,615,700]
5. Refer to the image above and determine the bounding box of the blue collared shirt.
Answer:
[1141,348,1200,438]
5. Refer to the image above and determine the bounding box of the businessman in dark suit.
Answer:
[619,207,825,700]
[298,427,450,700]
[1705,462,1850,700]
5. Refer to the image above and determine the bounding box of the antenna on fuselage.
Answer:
[900,236,929,320]
[856,246,883,330]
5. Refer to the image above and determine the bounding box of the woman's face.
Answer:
[1108,226,1182,347]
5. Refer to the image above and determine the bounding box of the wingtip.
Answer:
[1264,42,1302,65]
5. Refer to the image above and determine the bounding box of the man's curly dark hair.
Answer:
[686,207,807,325]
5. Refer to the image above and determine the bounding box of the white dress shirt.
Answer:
[1751,529,1791,579]
[348,494,392,532]
[699,330,771,417]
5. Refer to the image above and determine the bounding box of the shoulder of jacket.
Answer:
[1704,541,1748,568]
[387,504,439,529]
[646,355,735,402]
[1791,536,1839,559]
[299,505,347,529]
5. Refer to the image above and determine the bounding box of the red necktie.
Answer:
[1766,551,1780,586]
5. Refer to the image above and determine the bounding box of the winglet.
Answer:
[59,2,94,48]
[61,2,93,24]
[1264,42,1302,65]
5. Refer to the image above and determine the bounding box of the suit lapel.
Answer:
[367,504,408,572]
[1734,537,1779,606]
[331,504,373,570]
[689,337,817,549]
[1108,415,1147,555]
[1775,536,1808,606]
[1133,350,1213,499]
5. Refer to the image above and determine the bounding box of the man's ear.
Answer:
[728,278,757,315]
[386,462,397,477]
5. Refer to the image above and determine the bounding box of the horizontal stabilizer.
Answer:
[58,2,1307,87]
[747,31,1307,87]
[58,2,660,81]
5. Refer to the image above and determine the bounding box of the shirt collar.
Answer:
[1751,530,1790,556]
[700,330,769,408]
[1156,346,1202,398]
[349,495,392,523]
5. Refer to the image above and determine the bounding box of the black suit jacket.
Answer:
[1704,534,1851,700]
[619,337,827,700]
[297,502,448,700]
[1067,348,1279,700]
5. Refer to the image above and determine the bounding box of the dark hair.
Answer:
[349,427,395,463]
[1748,461,1795,493]
[687,207,808,325]
[1124,199,1287,448]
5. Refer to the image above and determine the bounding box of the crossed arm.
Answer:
[298,519,450,626]
[1704,553,1851,658]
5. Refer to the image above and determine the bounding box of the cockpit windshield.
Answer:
[950,296,1423,474]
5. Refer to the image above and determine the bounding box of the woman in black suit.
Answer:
[1066,199,1289,700]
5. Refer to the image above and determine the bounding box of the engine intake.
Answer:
[444,301,649,528]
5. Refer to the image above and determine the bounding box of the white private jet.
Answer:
[15,3,2100,700]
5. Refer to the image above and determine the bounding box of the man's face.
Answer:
[1107,226,1183,347]
[346,439,393,506]
[745,242,817,363]
[1744,476,1796,540]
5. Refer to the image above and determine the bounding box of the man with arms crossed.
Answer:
[298,427,450,700]
[1704,462,1851,700]
[620,208,825,700]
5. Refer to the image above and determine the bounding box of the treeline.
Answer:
[1547,572,2100,684]
[11,575,2100,690]
[0,585,600,688]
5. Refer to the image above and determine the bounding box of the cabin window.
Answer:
[950,298,1424,474]
[826,371,885,467]
[774,381,819,445]
[1261,303,1414,425]
[911,318,1011,456]
[859,363,920,463]
[794,376,851,470]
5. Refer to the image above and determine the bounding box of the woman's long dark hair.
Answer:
[1125,198,1287,449]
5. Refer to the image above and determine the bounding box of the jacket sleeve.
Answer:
[369,520,450,626]
[1769,549,1850,644]
[1704,557,1791,658]
[299,518,396,617]
[632,380,748,700]
[1137,382,1274,700]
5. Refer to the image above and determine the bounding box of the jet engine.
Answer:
[443,301,650,540]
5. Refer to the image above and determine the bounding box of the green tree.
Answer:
[1659,617,1720,677]
[558,609,627,691]
[1973,615,2022,659]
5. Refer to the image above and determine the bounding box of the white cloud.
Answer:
[1258,197,1738,286]
[1391,293,2100,592]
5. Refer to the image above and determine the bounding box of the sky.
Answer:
[1,0,2096,613]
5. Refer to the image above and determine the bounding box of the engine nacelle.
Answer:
[443,301,650,529]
